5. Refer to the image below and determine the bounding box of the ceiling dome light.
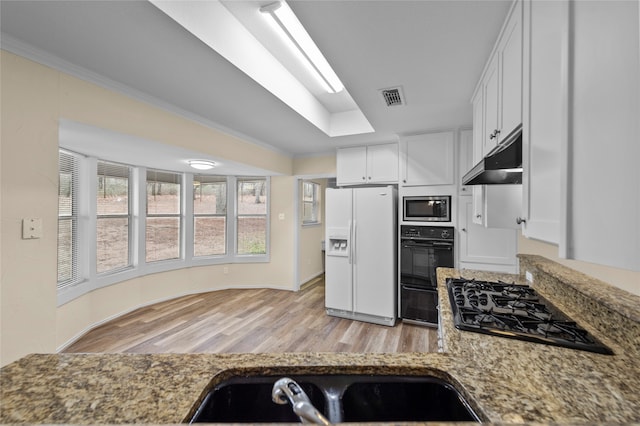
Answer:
[188,160,217,170]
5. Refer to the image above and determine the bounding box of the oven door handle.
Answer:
[401,242,452,250]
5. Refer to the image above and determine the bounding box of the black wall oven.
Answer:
[400,225,454,327]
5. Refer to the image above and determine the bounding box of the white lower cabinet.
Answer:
[457,196,518,273]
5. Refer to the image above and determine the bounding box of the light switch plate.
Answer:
[22,218,43,239]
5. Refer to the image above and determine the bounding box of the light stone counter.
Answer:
[1,255,639,424]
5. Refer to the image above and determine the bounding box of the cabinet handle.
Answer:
[403,179,407,183]
[462,228,467,232]
[489,129,501,140]
[362,176,366,180]
[368,176,371,180]
[476,214,482,219]
[516,217,527,225]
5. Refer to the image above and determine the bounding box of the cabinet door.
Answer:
[484,185,522,229]
[499,0,523,139]
[458,197,518,269]
[458,129,473,195]
[521,0,563,244]
[471,93,484,164]
[337,146,367,185]
[483,56,500,154]
[367,143,398,183]
[471,185,484,226]
[401,131,454,186]
[560,0,640,271]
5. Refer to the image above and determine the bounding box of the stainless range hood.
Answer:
[462,124,523,185]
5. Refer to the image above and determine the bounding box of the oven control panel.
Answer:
[400,225,454,241]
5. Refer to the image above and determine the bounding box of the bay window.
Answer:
[56,148,270,304]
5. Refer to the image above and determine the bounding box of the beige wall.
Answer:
[518,234,640,296]
[298,179,327,285]
[0,51,297,366]
[293,155,336,176]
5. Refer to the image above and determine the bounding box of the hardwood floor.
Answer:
[63,279,438,354]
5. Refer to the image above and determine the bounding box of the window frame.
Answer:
[235,177,269,257]
[96,160,133,275]
[301,180,321,226]
[192,174,228,258]
[145,169,183,264]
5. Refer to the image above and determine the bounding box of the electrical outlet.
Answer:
[525,271,533,283]
[223,266,229,274]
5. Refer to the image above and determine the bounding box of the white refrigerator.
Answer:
[324,186,397,326]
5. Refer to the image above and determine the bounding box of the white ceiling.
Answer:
[1,0,511,164]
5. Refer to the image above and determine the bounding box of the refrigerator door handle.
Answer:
[347,220,353,264]
[352,220,357,265]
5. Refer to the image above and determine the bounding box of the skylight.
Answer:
[149,0,374,138]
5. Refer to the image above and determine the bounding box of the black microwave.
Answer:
[403,196,451,222]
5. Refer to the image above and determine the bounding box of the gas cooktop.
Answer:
[446,278,613,355]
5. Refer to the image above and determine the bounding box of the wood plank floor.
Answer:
[63,279,438,354]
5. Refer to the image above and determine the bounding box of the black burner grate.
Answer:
[446,278,613,355]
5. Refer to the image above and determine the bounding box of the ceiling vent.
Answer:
[380,86,405,107]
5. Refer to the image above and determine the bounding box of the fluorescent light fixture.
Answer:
[260,1,344,94]
[188,160,217,170]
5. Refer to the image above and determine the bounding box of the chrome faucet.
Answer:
[272,377,331,425]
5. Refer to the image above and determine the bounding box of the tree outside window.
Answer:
[96,161,131,273]
[193,175,227,256]
[237,178,267,254]
[146,170,181,262]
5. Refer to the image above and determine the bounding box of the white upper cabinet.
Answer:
[400,131,454,186]
[366,144,399,183]
[559,0,640,271]
[476,0,523,155]
[499,7,523,144]
[467,0,523,229]
[520,0,564,244]
[336,143,398,186]
[483,56,501,153]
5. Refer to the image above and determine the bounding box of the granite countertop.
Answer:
[1,255,639,424]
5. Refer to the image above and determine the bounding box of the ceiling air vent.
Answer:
[380,86,405,107]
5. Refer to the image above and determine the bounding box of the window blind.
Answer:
[57,150,80,288]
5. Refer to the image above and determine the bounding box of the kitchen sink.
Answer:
[189,376,325,423]
[189,374,479,423]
